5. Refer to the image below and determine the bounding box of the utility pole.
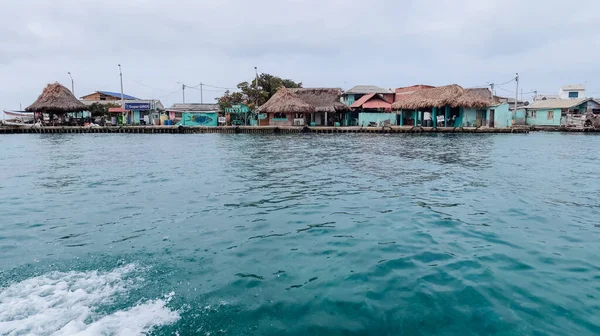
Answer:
[489,83,495,96]
[118,64,124,108]
[515,73,519,111]
[200,83,204,104]
[68,72,74,96]
[533,90,538,101]
[521,89,523,103]
[182,83,186,103]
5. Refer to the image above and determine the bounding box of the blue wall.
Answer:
[462,108,478,127]
[488,103,511,128]
[358,112,396,126]
[345,94,355,106]
[524,109,561,126]
[513,109,526,125]
[179,112,218,126]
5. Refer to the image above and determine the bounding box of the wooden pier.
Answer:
[0,125,531,135]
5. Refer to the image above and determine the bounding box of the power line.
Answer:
[203,84,238,90]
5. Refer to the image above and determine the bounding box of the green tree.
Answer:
[215,73,302,110]
[88,102,120,117]
[216,90,245,111]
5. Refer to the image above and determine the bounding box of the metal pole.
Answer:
[68,72,74,96]
[182,84,186,103]
[118,65,124,108]
[515,73,519,111]
[200,83,203,104]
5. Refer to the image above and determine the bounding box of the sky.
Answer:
[2,0,600,110]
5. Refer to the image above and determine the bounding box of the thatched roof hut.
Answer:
[456,88,498,109]
[26,82,87,114]
[391,85,495,110]
[259,88,348,113]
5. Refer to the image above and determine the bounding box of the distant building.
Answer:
[534,84,587,101]
[495,96,526,110]
[559,84,586,99]
[80,91,139,101]
[342,85,393,106]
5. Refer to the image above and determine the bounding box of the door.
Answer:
[489,109,495,128]
[475,110,483,127]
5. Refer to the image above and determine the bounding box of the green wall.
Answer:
[488,103,511,128]
[358,112,396,126]
[525,109,562,126]
[180,112,218,126]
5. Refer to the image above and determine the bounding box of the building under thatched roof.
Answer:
[26,82,87,114]
[259,88,348,113]
[391,85,496,110]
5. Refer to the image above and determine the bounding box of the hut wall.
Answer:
[525,109,562,126]
[178,112,218,126]
[513,109,527,125]
[358,112,397,127]
[488,103,511,128]
[461,108,478,127]
[268,113,293,126]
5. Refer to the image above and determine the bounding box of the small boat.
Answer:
[3,110,34,123]
[1,119,42,128]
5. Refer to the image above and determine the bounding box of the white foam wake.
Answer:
[0,264,180,336]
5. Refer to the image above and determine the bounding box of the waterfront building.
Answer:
[224,104,253,125]
[515,98,600,126]
[26,82,88,124]
[342,85,395,127]
[166,103,219,126]
[258,88,348,126]
[342,85,393,106]
[392,85,512,128]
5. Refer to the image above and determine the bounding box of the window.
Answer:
[274,112,287,119]
[528,111,537,118]
[547,111,554,120]
[568,92,579,98]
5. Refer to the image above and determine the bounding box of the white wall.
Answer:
[559,88,586,99]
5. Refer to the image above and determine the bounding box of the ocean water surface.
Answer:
[1,133,599,335]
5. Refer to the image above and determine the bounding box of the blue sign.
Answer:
[124,102,151,110]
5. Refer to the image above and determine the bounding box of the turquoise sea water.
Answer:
[1,133,600,335]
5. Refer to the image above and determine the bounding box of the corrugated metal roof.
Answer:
[167,103,220,112]
[80,99,164,110]
[96,91,139,100]
[526,98,592,109]
[345,85,392,94]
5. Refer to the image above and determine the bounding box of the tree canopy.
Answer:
[216,73,302,111]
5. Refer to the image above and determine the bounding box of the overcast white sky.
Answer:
[2,0,599,109]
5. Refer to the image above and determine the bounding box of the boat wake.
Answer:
[0,264,180,336]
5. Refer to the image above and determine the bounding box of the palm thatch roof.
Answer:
[456,88,499,108]
[26,82,87,113]
[391,85,495,110]
[259,88,348,113]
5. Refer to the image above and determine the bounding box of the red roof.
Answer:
[350,93,376,108]
[350,93,392,111]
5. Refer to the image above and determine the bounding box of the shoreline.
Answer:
[0,125,598,134]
